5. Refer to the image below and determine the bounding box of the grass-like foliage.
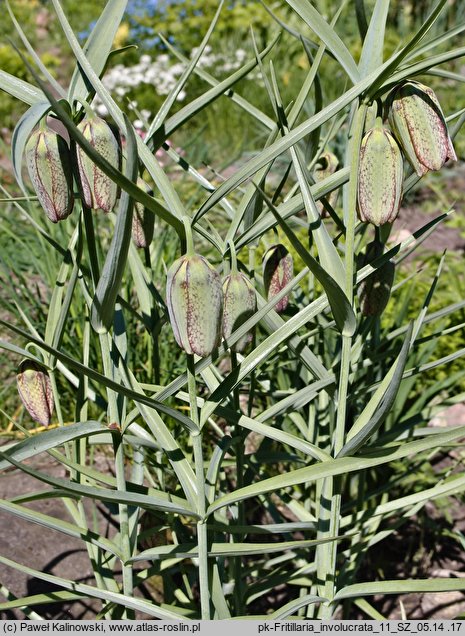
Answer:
[1,0,465,620]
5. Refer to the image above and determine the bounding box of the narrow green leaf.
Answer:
[335,578,465,600]
[358,0,390,76]
[50,0,186,225]
[339,324,413,457]
[11,102,51,193]
[146,0,225,140]
[0,320,199,434]
[367,0,449,97]
[236,412,331,462]
[354,598,387,620]
[260,1,335,60]
[1,452,198,518]
[341,473,465,528]
[0,554,186,620]
[300,38,324,163]
[0,421,107,472]
[10,489,80,504]
[90,114,138,333]
[44,222,81,355]
[211,564,231,619]
[127,243,157,326]
[407,22,465,61]
[355,0,368,40]
[156,34,280,145]
[269,594,326,619]
[131,536,337,562]
[0,340,42,363]
[0,499,122,558]
[261,190,356,336]
[209,521,317,535]
[412,252,446,342]
[0,70,45,105]
[205,437,233,504]
[403,346,465,379]
[6,0,65,97]
[0,590,85,612]
[161,35,275,130]
[284,0,360,83]
[258,379,334,424]
[208,425,465,514]
[236,168,350,249]
[68,0,128,102]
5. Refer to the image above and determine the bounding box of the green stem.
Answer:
[75,311,110,604]
[183,216,195,257]
[80,99,97,120]
[228,239,238,275]
[48,371,64,429]
[48,368,86,553]
[247,246,257,419]
[113,434,134,618]
[231,350,245,615]
[100,333,134,619]
[187,355,209,619]
[317,102,368,618]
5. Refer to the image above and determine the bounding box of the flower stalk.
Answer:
[317,102,368,618]
[187,354,210,620]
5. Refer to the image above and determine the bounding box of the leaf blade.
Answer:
[68,0,128,102]
[208,425,465,514]
[284,0,359,83]
[11,102,51,193]
[90,113,138,333]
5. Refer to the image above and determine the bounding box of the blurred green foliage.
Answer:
[0,0,106,128]
[128,0,274,53]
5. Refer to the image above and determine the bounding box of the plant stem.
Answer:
[187,354,210,619]
[113,432,134,619]
[231,350,245,615]
[183,216,195,257]
[317,102,368,618]
[100,333,134,619]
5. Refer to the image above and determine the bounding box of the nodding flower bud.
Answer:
[314,151,339,218]
[16,360,54,427]
[262,244,294,313]
[357,119,403,226]
[25,126,74,223]
[388,81,457,177]
[166,254,223,357]
[76,115,119,213]
[223,272,256,353]
[357,240,395,317]
[132,179,155,248]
